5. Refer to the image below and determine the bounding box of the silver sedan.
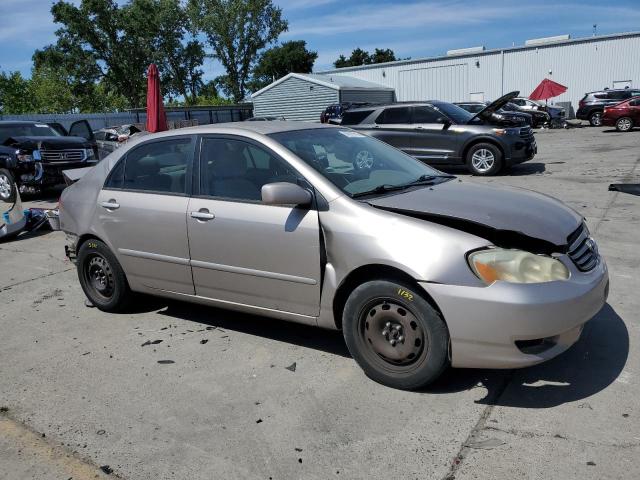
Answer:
[60,122,608,389]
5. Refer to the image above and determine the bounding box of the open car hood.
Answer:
[368,180,583,251]
[471,91,520,123]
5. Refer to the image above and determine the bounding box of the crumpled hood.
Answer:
[368,180,583,248]
[3,136,92,150]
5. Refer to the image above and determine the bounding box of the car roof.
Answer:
[586,88,640,94]
[0,121,42,126]
[133,121,340,139]
[347,102,439,112]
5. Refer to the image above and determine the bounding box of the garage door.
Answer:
[397,64,468,102]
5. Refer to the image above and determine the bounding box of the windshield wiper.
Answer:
[352,174,452,198]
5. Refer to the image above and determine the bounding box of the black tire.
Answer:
[465,142,503,176]
[615,117,634,132]
[77,239,132,312]
[342,280,449,390]
[0,168,16,203]
[589,111,603,127]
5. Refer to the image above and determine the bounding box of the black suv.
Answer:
[340,91,537,176]
[577,89,640,126]
[0,120,97,202]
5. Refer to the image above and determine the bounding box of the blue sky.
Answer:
[1,0,640,79]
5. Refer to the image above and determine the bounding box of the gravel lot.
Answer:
[1,126,638,480]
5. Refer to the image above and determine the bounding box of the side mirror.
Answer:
[261,182,312,206]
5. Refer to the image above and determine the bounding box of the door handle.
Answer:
[100,200,120,210]
[190,209,215,221]
[414,126,425,130]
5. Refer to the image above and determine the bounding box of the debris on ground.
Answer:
[295,447,303,452]
[157,360,175,365]
[205,326,216,331]
[200,339,209,344]
[141,339,163,347]
[285,362,297,372]
[96,429,105,435]
[587,461,596,466]
[464,438,506,450]
[0,406,8,413]
[608,183,640,196]
[100,465,113,474]
[85,298,95,308]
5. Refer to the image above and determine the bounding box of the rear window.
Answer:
[341,109,374,125]
[376,107,411,124]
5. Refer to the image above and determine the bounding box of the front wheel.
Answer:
[465,143,503,176]
[77,239,132,312]
[589,111,603,127]
[615,117,634,132]
[342,280,449,390]
[0,168,16,203]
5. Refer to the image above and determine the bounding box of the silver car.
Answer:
[60,122,609,389]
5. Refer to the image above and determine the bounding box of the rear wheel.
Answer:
[615,117,634,132]
[589,111,603,127]
[465,143,503,176]
[0,168,16,203]
[342,280,449,390]
[77,239,132,312]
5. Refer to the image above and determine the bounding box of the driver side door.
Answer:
[409,106,458,164]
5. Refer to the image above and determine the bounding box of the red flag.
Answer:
[146,64,168,133]
[529,78,568,101]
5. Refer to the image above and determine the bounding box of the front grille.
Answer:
[567,224,599,272]
[519,126,534,140]
[40,149,87,163]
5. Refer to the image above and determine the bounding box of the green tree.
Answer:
[0,71,34,114]
[333,48,397,68]
[188,0,288,102]
[29,66,76,114]
[45,0,205,108]
[249,40,317,92]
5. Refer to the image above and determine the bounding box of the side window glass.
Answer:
[412,106,441,123]
[200,138,297,201]
[376,107,411,124]
[104,159,125,189]
[123,138,191,194]
[629,99,640,107]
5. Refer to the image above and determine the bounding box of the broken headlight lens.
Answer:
[468,248,569,285]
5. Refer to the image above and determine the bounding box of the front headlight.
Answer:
[85,149,95,160]
[16,151,34,162]
[468,248,569,285]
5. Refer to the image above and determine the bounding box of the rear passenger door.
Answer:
[97,136,195,294]
[186,136,322,317]
[367,107,414,154]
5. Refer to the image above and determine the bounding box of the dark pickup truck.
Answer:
[0,120,97,202]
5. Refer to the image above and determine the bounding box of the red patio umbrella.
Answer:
[529,78,568,101]
[146,63,168,133]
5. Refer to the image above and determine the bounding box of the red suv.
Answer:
[602,97,640,132]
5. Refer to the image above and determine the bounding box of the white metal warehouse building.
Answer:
[317,31,640,115]
[251,73,395,121]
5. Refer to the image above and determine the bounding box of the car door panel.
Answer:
[187,136,322,317]
[410,106,458,164]
[97,136,195,294]
[187,199,321,316]
[98,190,194,293]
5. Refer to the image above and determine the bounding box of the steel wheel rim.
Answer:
[355,150,374,169]
[471,149,495,173]
[359,300,426,366]
[618,118,632,131]
[0,174,11,200]
[85,255,115,300]
[592,113,602,126]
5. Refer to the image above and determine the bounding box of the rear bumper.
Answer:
[576,107,595,120]
[421,255,608,369]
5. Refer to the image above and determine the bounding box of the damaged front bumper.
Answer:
[421,255,609,369]
[18,160,98,192]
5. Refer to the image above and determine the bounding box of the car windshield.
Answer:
[430,102,474,124]
[0,123,61,144]
[269,128,451,197]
